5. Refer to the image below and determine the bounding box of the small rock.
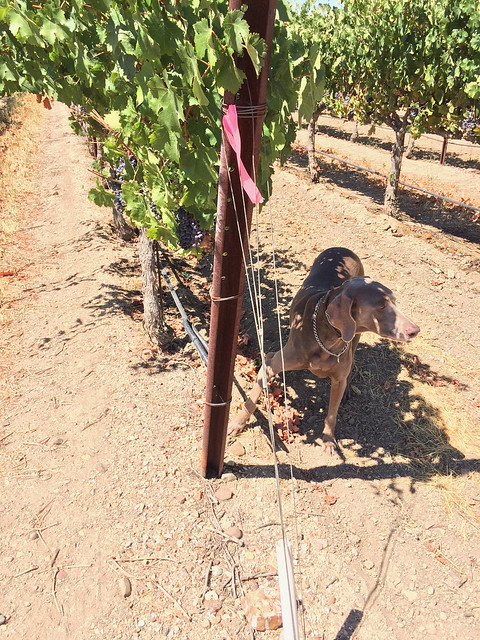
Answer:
[364,560,375,570]
[224,526,243,540]
[53,438,64,446]
[230,442,246,456]
[447,270,456,279]
[204,590,219,601]
[206,598,223,614]
[120,576,132,598]
[211,565,223,578]
[0,615,6,626]
[313,538,328,551]
[30,531,39,541]
[402,589,418,603]
[214,487,233,501]
[242,588,282,631]
[221,472,237,482]
[137,619,145,628]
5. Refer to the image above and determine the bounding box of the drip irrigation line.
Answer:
[299,144,480,215]
[155,249,209,366]
[156,246,252,400]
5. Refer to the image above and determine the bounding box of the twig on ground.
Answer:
[200,558,213,603]
[50,548,60,567]
[32,500,54,548]
[207,526,245,546]
[255,521,281,530]
[241,571,278,581]
[26,522,59,537]
[156,581,192,621]
[13,565,39,578]
[110,559,144,581]
[81,408,109,431]
[112,556,177,564]
[52,568,64,616]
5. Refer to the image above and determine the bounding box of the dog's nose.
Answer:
[406,324,420,338]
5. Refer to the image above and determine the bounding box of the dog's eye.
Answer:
[378,300,387,310]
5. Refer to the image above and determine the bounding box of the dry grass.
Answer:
[0,94,45,405]
[394,342,479,529]
[0,93,44,245]
[357,334,480,530]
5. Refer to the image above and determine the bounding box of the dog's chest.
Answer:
[308,346,353,376]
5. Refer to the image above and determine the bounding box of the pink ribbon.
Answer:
[222,105,263,205]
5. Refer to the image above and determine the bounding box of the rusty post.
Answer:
[201,0,277,478]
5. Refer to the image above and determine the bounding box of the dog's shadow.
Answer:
[233,254,478,486]
[290,340,469,479]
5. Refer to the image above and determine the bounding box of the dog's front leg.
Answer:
[227,377,265,436]
[228,352,278,436]
[322,376,348,455]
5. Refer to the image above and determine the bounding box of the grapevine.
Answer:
[289,0,480,214]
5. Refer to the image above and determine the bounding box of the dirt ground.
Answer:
[1,98,480,640]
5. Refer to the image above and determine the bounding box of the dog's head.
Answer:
[326,278,419,343]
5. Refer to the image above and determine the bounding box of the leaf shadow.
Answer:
[286,144,480,248]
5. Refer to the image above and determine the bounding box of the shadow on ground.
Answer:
[313,121,480,172]
[77,229,480,494]
[228,252,479,493]
[230,337,479,488]
[287,147,480,249]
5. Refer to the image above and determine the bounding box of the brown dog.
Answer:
[229,247,419,452]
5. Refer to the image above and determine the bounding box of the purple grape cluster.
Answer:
[149,201,161,222]
[462,111,479,141]
[108,158,126,212]
[175,207,205,249]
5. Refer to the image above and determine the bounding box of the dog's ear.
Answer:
[326,292,356,343]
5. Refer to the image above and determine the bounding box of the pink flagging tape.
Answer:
[222,105,264,205]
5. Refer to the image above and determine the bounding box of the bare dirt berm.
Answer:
[1,99,479,639]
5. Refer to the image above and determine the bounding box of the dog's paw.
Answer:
[227,421,247,437]
[321,436,339,457]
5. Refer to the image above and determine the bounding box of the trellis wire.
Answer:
[227,91,306,638]
[222,139,303,638]
[319,112,480,149]
[297,142,480,215]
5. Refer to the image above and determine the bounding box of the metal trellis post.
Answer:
[201,0,277,478]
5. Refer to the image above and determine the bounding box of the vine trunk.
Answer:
[384,124,407,217]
